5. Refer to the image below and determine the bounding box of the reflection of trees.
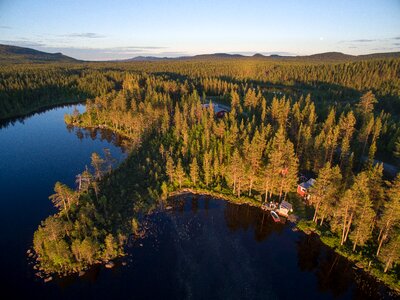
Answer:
[297,234,320,272]
[69,126,129,152]
[316,250,352,297]
[75,128,84,140]
[297,234,352,297]
[191,197,199,213]
[171,197,185,214]
[224,202,285,242]
[204,198,209,212]
[297,234,388,299]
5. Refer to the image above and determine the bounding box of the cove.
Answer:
[0,104,125,298]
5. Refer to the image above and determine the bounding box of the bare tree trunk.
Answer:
[376,229,388,256]
[341,204,349,245]
[384,258,392,273]
[320,214,325,226]
[265,181,269,202]
[313,200,320,223]
[279,180,284,201]
[344,212,354,243]
[233,174,236,194]
[377,227,384,242]
[352,234,358,251]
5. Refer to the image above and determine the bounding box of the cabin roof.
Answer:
[299,178,315,189]
[202,103,229,114]
[280,200,293,210]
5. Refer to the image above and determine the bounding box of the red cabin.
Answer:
[216,110,228,118]
[297,178,315,199]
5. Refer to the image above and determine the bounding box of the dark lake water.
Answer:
[0,105,396,299]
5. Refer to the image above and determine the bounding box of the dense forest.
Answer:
[0,55,399,290]
[1,55,400,124]
[27,69,400,290]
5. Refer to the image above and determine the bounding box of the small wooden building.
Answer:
[277,200,293,217]
[202,103,230,118]
[297,178,315,199]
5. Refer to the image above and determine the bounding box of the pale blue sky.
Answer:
[0,0,399,60]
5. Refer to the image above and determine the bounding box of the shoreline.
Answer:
[168,188,400,294]
[50,121,400,293]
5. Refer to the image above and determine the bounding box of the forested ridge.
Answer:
[1,55,400,123]
[1,55,398,289]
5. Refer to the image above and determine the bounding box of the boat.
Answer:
[261,201,277,211]
[270,211,281,223]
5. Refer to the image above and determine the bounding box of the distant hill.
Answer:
[1,43,399,64]
[119,53,246,62]
[190,53,246,60]
[358,52,400,60]
[0,44,79,64]
[122,51,400,62]
[294,51,400,61]
[302,52,355,60]
[121,56,170,62]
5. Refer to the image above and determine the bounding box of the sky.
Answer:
[0,0,399,60]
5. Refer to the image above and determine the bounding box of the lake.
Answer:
[0,104,395,299]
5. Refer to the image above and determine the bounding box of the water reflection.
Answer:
[0,103,126,300]
[66,126,131,152]
[0,102,84,129]
[168,196,395,300]
[297,233,395,299]
[223,201,286,242]
[21,195,397,299]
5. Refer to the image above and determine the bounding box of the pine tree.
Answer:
[203,151,212,187]
[230,90,240,109]
[189,157,199,185]
[338,111,356,167]
[280,141,299,201]
[165,154,175,184]
[335,190,357,245]
[91,152,105,180]
[380,234,400,273]
[356,91,378,121]
[244,88,258,109]
[309,162,342,225]
[359,115,375,157]
[334,172,370,245]
[349,196,375,251]
[175,159,186,189]
[376,174,400,256]
[245,130,265,196]
[49,182,76,218]
[262,127,286,200]
[228,149,243,196]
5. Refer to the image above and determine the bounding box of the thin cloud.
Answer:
[0,40,47,47]
[114,46,167,50]
[371,47,399,51]
[0,25,12,29]
[350,39,375,43]
[339,39,376,44]
[154,51,188,57]
[27,45,174,60]
[61,32,106,38]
